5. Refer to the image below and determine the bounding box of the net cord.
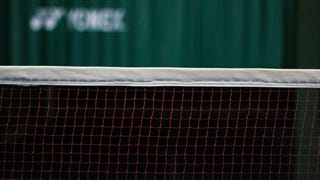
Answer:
[0,66,320,88]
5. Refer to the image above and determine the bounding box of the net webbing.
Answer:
[0,86,319,179]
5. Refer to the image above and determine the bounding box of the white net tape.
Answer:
[0,66,320,87]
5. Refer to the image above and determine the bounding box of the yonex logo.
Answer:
[30,7,126,32]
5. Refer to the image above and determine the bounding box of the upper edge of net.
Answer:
[0,66,320,88]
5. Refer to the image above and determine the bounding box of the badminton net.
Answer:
[0,67,319,179]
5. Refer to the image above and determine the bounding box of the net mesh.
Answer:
[0,86,319,179]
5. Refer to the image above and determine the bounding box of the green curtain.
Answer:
[1,0,285,67]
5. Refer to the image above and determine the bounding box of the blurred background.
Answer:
[0,0,319,68]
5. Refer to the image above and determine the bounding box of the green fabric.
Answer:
[1,0,285,67]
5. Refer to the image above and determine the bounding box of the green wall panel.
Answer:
[1,0,285,67]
